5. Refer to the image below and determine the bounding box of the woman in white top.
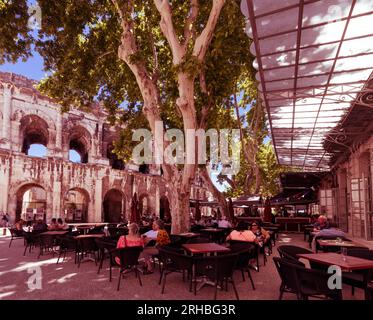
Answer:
[226,221,256,242]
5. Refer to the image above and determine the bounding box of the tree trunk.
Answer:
[200,168,230,220]
[167,182,191,234]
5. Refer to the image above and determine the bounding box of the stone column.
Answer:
[54,112,63,158]
[93,178,103,222]
[46,190,53,222]
[155,185,160,217]
[0,155,10,215]
[1,84,13,149]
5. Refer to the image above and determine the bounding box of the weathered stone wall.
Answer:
[0,72,166,223]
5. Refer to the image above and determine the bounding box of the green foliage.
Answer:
[0,0,33,64]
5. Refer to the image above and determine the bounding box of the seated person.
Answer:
[249,222,270,247]
[313,215,330,231]
[33,219,48,232]
[141,219,170,274]
[226,221,256,242]
[15,219,25,231]
[48,218,59,230]
[218,216,232,228]
[57,218,69,230]
[115,223,144,265]
[311,226,348,252]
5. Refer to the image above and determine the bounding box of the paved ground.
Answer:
[0,232,367,300]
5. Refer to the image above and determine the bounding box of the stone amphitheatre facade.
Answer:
[0,72,209,224]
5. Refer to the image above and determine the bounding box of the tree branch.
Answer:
[192,0,225,62]
[154,0,184,65]
[183,0,199,48]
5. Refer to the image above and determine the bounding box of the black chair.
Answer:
[8,228,24,248]
[38,234,56,259]
[76,237,99,267]
[366,283,373,300]
[95,237,116,274]
[296,266,342,300]
[56,236,78,264]
[277,245,313,260]
[23,232,41,256]
[342,249,373,296]
[158,247,194,294]
[111,246,143,291]
[273,257,302,300]
[193,253,240,300]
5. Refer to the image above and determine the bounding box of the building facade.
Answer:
[0,72,209,224]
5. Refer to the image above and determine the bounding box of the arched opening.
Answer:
[68,126,91,164]
[15,184,47,222]
[160,195,171,221]
[63,188,89,222]
[20,115,49,157]
[138,194,150,217]
[139,164,150,174]
[103,189,124,223]
[107,142,125,170]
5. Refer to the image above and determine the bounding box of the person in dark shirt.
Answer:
[33,219,48,232]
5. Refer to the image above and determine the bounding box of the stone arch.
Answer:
[103,189,125,223]
[138,193,150,216]
[14,182,47,222]
[13,108,56,131]
[19,114,50,155]
[67,126,92,163]
[63,187,90,222]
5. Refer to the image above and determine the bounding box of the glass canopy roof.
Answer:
[240,0,373,170]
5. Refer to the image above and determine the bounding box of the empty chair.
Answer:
[342,249,373,296]
[38,234,56,259]
[111,246,143,291]
[76,237,99,267]
[277,245,312,261]
[273,257,302,300]
[57,236,77,264]
[296,266,342,300]
[193,253,240,300]
[158,247,194,294]
[23,232,41,256]
[95,237,116,274]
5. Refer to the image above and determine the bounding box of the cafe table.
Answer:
[316,239,367,252]
[172,232,200,243]
[41,231,68,236]
[182,243,230,291]
[297,252,373,299]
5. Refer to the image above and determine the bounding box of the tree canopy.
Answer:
[0,0,283,230]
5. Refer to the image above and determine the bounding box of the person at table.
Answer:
[141,219,170,274]
[15,219,25,231]
[313,215,330,231]
[48,218,59,230]
[115,223,145,265]
[250,222,270,248]
[226,221,256,242]
[218,216,232,228]
[57,218,69,230]
[33,219,48,232]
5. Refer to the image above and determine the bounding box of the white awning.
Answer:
[240,0,373,169]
